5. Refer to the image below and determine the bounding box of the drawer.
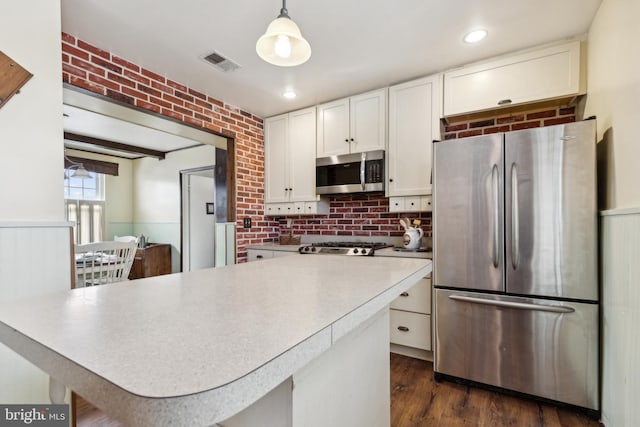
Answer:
[390,310,431,350]
[247,250,273,262]
[390,277,431,314]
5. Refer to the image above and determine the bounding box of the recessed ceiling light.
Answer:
[464,29,488,44]
[283,90,297,99]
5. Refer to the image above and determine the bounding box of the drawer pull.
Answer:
[497,98,512,106]
[397,326,409,332]
[256,255,263,259]
[400,292,409,297]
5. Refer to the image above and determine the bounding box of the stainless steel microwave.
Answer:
[316,150,385,195]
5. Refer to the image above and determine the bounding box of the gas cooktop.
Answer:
[298,241,392,256]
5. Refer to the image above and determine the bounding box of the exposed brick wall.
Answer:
[61,32,276,262]
[443,105,577,139]
[271,195,432,240]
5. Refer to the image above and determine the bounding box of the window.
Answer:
[64,169,106,244]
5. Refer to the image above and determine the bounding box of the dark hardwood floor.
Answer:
[390,353,603,427]
[76,353,604,426]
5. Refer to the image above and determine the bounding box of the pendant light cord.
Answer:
[278,0,289,18]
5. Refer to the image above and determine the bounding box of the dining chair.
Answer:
[114,235,139,244]
[74,241,138,287]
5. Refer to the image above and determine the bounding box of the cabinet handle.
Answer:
[345,138,349,142]
[400,292,409,297]
[497,98,512,106]
[389,178,394,182]
[256,255,263,259]
[350,138,354,142]
[397,326,409,332]
[289,188,293,191]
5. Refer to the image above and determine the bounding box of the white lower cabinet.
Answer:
[246,249,298,262]
[390,275,432,359]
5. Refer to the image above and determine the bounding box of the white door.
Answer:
[182,168,215,271]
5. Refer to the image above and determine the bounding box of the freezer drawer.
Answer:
[434,289,599,410]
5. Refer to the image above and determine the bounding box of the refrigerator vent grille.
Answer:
[203,52,240,72]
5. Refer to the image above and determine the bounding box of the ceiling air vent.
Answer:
[203,51,240,72]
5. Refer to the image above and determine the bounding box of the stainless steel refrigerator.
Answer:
[432,120,599,414]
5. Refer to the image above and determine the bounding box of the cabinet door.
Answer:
[444,41,582,116]
[288,107,317,201]
[264,114,289,203]
[317,98,350,157]
[388,75,441,197]
[350,89,386,153]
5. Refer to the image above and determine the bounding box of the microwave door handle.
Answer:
[360,152,366,191]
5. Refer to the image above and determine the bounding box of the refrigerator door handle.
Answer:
[510,163,520,270]
[492,164,499,268]
[448,295,575,313]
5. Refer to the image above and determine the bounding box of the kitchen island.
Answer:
[0,254,431,426]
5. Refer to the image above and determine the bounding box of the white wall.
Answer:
[584,0,640,425]
[584,0,640,210]
[0,0,71,404]
[0,0,64,220]
[133,145,216,271]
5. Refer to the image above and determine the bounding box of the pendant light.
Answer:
[64,156,93,180]
[256,0,311,67]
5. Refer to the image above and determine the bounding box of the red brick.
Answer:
[112,56,140,73]
[62,43,90,60]
[526,109,556,120]
[63,63,86,78]
[559,107,576,116]
[135,100,162,114]
[141,68,165,83]
[71,57,105,76]
[88,74,120,91]
[137,84,162,98]
[78,40,110,59]
[61,32,75,44]
[544,116,576,126]
[69,76,105,95]
[444,123,467,132]
[458,129,483,138]
[161,109,183,121]
[149,96,172,109]
[167,80,187,93]
[496,114,525,124]
[174,91,195,103]
[469,119,495,129]
[107,72,135,88]
[122,86,149,101]
[188,88,207,100]
[151,80,173,93]
[163,93,185,106]
[511,121,541,131]
[105,89,134,105]
[483,125,510,134]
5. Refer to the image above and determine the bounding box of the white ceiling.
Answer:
[61,0,602,120]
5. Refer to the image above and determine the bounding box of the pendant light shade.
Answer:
[256,0,311,67]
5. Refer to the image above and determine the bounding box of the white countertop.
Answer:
[0,255,431,426]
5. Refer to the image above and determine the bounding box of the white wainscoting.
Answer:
[600,208,640,426]
[0,222,72,403]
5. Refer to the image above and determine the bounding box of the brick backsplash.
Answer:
[443,105,577,139]
[272,194,432,240]
[61,32,273,262]
[62,33,572,259]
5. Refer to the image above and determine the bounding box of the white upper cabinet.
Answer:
[288,107,317,201]
[443,40,584,117]
[264,113,289,203]
[317,89,386,157]
[388,74,442,197]
[264,107,317,204]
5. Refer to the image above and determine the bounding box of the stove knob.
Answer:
[361,249,368,255]
[353,248,359,254]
